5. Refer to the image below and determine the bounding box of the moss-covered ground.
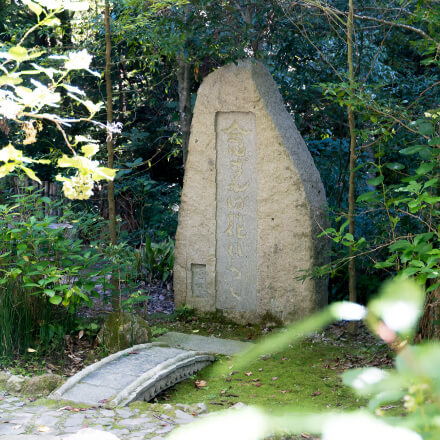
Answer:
[148,313,393,413]
[155,340,362,411]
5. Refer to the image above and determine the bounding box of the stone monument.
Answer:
[173,59,329,324]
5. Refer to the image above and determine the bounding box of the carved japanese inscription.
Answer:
[191,264,207,298]
[216,112,257,311]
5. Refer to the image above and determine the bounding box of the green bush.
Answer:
[0,188,105,355]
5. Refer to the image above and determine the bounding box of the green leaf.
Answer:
[416,162,435,175]
[20,166,41,184]
[44,289,55,297]
[368,175,384,186]
[374,260,395,269]
[23,0,43,16]
[424,178,438,189]
[385,162,404,171]
[8,46,28,62]
[44,17,61,27]
[389,240,412,252]
[0,75,23,86]
[400,145,433,159]
[417,121,434,136]
[357,191,378,202]
[49,295,63,305]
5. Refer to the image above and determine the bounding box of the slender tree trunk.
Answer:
[105,0,119,311]
[177,53,192,166]
[347,0,357,332]
[105,0,116,246]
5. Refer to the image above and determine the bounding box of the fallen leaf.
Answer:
[225,377,232,382]
[78,330,84,340]
[1,421,9,424]
[195,380,207,389]
[38,426,50,432]
[27,348,37,353]
[312,391,321,396]
[258,368,263,372]
[301,433,311,439]
[220,390,226,394]
[226,394,239,397]
[282,357,287,361]
[192,330,200,333]
[98,399,109,404]
[245,372,253,376]
[210,402,225,405]
[229,371,239,376]
[271,377,278,381]
[253,382,262,387]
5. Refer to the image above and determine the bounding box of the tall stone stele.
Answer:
[174,60,330,324]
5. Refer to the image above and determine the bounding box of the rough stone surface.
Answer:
[6,375,25,393]
[0,392,215,439]
[51,343,215,407]
[156,332,252,355]
[21,374,64,397]
[96,312,152,352]
[174,59,329,324]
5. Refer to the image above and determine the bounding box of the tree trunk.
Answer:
[347,0,357,332]
[177,53,192,166]
[105,0,119,311]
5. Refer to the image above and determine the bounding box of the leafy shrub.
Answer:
[0,189,105,355]
[142,235,174,284]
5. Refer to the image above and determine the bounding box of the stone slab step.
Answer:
[155,332,253,355]
[50,342,215,407]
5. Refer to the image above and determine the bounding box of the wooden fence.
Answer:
[10,177,66,216]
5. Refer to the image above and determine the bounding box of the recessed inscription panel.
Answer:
[191,264,207,298]
[216,112,257,312]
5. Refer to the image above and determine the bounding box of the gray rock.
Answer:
[0,371,11,388]
[6,375,26,393]
[22,374,64,396]
[63,413,85,427]
[156,332,252,355]
[174,59,330,324]
[173,410,194,424]
[118,417,145,427]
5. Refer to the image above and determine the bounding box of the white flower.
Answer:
[15,80,60,110]
[322,413,422,440]
[352,368,387,390]
[57,173,94,200]
[332,302,367,321]
[0,98,22,119]
[382,300,419,332]
[65,49,92,71]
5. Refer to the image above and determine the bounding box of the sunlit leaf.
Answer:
[8,46,28,62]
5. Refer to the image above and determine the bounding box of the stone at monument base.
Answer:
[174,59,330,324]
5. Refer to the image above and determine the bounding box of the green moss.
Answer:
[28,397,92,408]
[97,312,152,353]
[21,374,63,397]
[158,340,364,412]
[0,372,10,389]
